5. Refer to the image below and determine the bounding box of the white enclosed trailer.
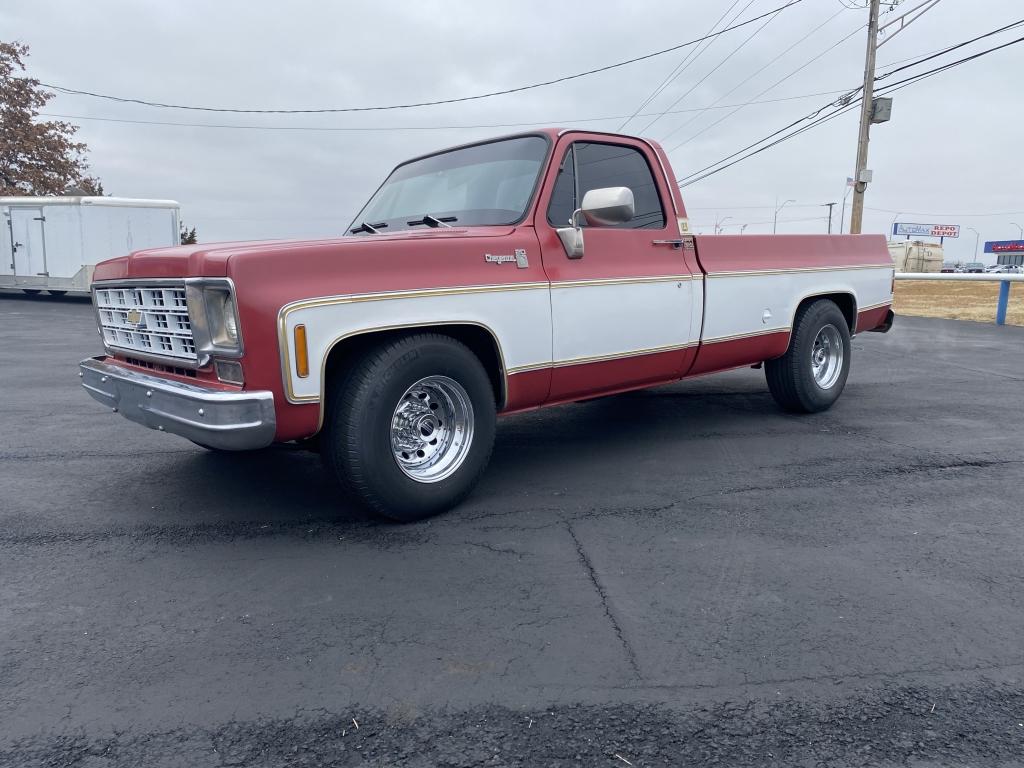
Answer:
[887,239,944,274]
[1,197,179,295]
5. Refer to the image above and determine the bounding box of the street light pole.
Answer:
[714,215,732,235]
[825,202,836,234]
[840,182,853,234]
[889,212,903,239]
[966,226,980,262]
[849,0,881,235]
[1012,222,1023,239]
[774,198,795,234]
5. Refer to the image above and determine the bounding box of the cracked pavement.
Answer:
[2,292,1023,766]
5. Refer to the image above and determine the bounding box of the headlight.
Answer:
[224,304,238,344]
[185,279,244,361]
[205,288,240,348]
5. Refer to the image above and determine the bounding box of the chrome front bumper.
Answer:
[79,356,276,451]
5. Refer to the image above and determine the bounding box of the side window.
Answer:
[574,142,666,230]
[546,145,577,227]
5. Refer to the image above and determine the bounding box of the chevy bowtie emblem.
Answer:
[484,249,529,269]
[125,309,144,327]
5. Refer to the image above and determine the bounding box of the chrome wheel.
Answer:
[390,375,474,483]
[811,324,844,390]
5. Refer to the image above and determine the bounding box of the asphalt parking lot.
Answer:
[2,290,1023,767]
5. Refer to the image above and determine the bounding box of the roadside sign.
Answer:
[984,240,1024,253]
[892,222,960,238]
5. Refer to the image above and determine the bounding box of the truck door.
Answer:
[535,136,698,402]
[9,207,47,281]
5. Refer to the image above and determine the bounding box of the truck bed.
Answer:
[687,233,894,374]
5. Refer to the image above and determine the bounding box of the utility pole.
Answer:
[825,202,836,234]
[849,0,881,235]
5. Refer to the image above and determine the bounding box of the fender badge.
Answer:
[485,248,529,269]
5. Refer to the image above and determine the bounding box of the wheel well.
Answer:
[797,293,856,333]
[322,324,506,408]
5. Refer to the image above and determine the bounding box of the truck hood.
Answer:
[92,226,518,281]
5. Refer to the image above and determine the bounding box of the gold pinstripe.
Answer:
[706,263,892,278]
[857,299,894,312]
[699,327,791,344]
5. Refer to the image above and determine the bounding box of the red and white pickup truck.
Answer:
[80,129,894,520]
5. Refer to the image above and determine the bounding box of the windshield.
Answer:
[347,136,549,235]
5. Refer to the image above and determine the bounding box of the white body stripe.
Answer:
[702,266,893,342]
[281,286,551,402]
[278,265,892,404]
[550,277,699,364]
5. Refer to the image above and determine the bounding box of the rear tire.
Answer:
[48,290,68,297]
[21,289,42,296]
[765,299,851,413]
[321,334,496,522]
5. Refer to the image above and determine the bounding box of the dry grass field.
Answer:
[893,280,1024,327]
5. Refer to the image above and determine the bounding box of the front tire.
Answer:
[321,334,496,522]
[765,299,851,413]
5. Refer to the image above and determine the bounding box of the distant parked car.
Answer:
[986,264,1022,274]
[940,263,957,273]
[965,262,985,273]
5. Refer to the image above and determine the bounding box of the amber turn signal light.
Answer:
[294,324,309,378]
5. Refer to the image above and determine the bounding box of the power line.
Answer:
[866,207,1024,217]
[664,19,866,152]
[35,89,852,133]
[37,1,804,115]
[875,18,1024,80]
[675,22,1024,188]
[678,32,1024,187]
[616,0,747,131]
[634,0,781,136]
[875,31,1024,89]
[693,214,830,226]
[679,99,860,187]
[688,203,830,210]
[675,90,856,186]
[654,5,847,145]
[878,42,956,68]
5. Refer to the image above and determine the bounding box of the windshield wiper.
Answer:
[406,214,457,228]
[349,221,388,234]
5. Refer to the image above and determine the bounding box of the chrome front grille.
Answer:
[94,285,197,362]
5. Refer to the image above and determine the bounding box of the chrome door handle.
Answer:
[652,239,685,249]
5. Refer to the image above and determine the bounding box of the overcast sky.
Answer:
[4,0,1022,263]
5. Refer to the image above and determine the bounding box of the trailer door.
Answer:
[9,207,47,280]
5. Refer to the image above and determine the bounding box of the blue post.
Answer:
[996,280,1010,326]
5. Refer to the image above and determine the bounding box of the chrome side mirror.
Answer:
[555,186,635,259]
[581,186,635,226]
